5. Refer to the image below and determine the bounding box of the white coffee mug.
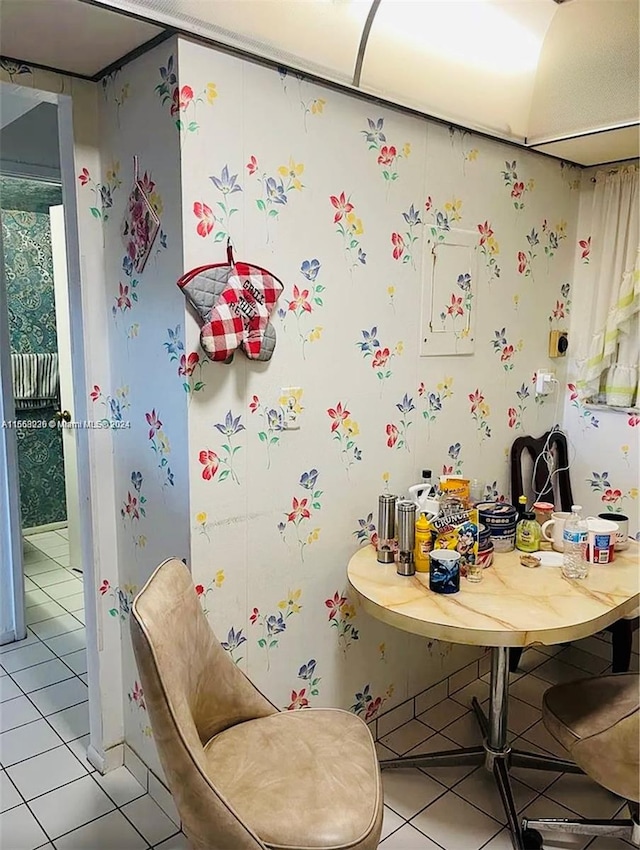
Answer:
[598,512,629,551]
[541,511,572,552]
[585,517,618,564]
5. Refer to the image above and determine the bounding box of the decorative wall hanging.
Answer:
[121,156,161,273]
[177,241,284,363]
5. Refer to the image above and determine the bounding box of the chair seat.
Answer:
[543,674,639,801]
[204,708,382,850]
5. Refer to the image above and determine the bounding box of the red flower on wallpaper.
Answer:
[386,423,398,448]
[372,348,390,369]
[501,345,514,362]
[552,300,565,319]
[99,579,110,595]
[508,407,517,428]
[330,191,354,223]
[602,488,623,503]
[477,220,493,246]
[424,196,433,211]
[289,285,311,313]
[145,409,163,439]
[78,167,91,186]
[90,385,101,402]
[116,282,131,311]
[178,352,200,377]
[511,181,525,199]
[517,251,527,274]
[391,232,405,260]
[287,689,309,710]
[628,414,640,427]
[288,497,311,522]
[579,236,591,261]
[195,584,205,596]
[193,201,215,238]
[468,388,484,414]
[199,449,219,481]
[249,395,260,413]
[442,464,453,475]
[250,607,260,624]
[246,155,258,175]
[124,492,139,520]
[446,294,464,318]
[170,85,193,115]
[327,402,350,432]
[364,696,383,721]
[325,592,347,620]
[377,145,397,166]
[567,383,579,401]
[129,680,145,710]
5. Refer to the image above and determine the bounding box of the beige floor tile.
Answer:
[411,789,502,850]
[382,768,447,820]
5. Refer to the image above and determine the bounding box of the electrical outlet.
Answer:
[281,387,302,430]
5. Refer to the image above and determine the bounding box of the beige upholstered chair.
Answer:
[522,673,640,848]
[130,558,383,850]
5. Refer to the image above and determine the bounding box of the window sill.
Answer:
[585,402,640,415]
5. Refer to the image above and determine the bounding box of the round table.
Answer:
[348,543,639,850]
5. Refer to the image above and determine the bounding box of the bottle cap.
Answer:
[518,495,527,504]
[522,511,536,520]
[422,469,432,479]
[571,505,582,511]
[416,512,431,529]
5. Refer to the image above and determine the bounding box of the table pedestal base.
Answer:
[380,647,583,850]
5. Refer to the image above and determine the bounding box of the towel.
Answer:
[11,352,59,410]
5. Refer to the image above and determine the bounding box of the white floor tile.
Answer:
[440,710,483,748]
[520,720,571,759]
[585,837,637,849]
[22,550,54,565]
[520,795,592,849]
[58,594,84,613]
[0,719,63,767]
[12,659,75,694]
[381,805,405,840]
[148,772,180,826]
[0,802,49,849]
[66,735,92,769]
[545,772,624,819]
[124,746,148,790]
[28,774,114,839]
[380,719,435,755]
[534,657,590,686]
[449,678,491,710]
[453,766,538,823]
[33,543,69,558]
[503,695,541,736]
[25,589,50,607]
[382,768,447,820]
[29,569,74,588]
[0,676,22,702]
[121,793,177,845]
[73,610,86,625]
[25,601,69,626]
[514,648,549,674]
[0,631,40,655]
[61,650,87,675]
[404,732,479,787]
[509,738,563,793]
[28,678,87,716]
[56,529,69,540]
[7,744,87,801]
[154,833,191,850]
[27,531,65,546]
[482,827,522,849]
[417,697,468,731]
[52,554,71,567]
[30,615,83,641]
[0,695,41,731]
[448,661,480,694]
[1,770,23,812]
[54,809,148,850]
[381,822,444,849]
[79,673,88,685]
[23,561,61,578]
[42,629,85,657]
[556,645,611,675]
[23,576,37,592]
[94,766,146,806]
[45,702,90,742]
[42,580,82,601]
[411,789,502,850]
[376,741,397,760]
[509,674,552,710]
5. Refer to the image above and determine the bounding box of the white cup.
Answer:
[585,517,618,564]
[598,512,629,551]
[541,511,572,552]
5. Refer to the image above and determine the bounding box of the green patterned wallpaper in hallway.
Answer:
[1,180,67,529]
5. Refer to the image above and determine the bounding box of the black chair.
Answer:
[510,430,635,675]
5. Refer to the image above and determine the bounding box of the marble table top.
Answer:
[347,543,640,648]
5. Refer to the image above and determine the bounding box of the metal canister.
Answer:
[397,500,417,576]
[377,494,397,564]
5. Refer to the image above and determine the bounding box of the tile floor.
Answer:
[1,529,638,849]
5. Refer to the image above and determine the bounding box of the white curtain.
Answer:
[577,165,640,405]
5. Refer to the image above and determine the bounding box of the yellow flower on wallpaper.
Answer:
[479,401,490,417]
[195,511,207,525]
[157,430,171,453]
[466,149,479,161]
[437,376,453,398]
[402,142,411,157]
[206,82,218,104]
[341,603,356,621]
[621,445,629,454]
[516,339,524,351]
[116,385,129,398]
[278,157,305,191]
[444,198,463,221]
[344,418,359,437]
[382,471,390,483]
[309,326,323,342]
[346,211,364,236]
[278,588,302,613]
[379,642,386,660]
[513,294,520,308]
[306,527,321,545]
[149,192,163,216]
[395,341,404,355]
[556,220,567,236]
[310,98,326,114]
[526,179,535,191]
[279,387,304,414]
[629,488,638,499]
[136,535,147,548]
[214,570,225,587]
[486,236,499,255]
[106,161,121,185]
[387,285,395,297]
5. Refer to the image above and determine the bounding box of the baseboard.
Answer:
[0,628,17,646]
[87,742,124,773]
[124,744,181,826]
[22,521,67,535]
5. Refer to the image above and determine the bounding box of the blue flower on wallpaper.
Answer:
[516,382,530,401]
[210,165,242,195]
[435,211,450,231]
[357,327,381,355]
[215,410,245,437]
[166,467,175,487]
[587,471,611,490]
[457,273,471,292]
[492,328,508,350]
[527,227,540,247]
[100,185,114,212]
[353,513,377,546]
[300,468,319,490]
[402,204,421,227]
[159,231,168,250]
[221,626,247,653]
[448,443,461,460]
[396,394,415,415]
[163,326,184,358]
[428,392,442,412]
[110,398,125,422]
[301,259,321,282]
[265,177,287,205]
[298,659,317,680]
[266,613,286,636]
[362,118,386,145]
[561,282,571,299]
[122,255,134,277]
[158,55,177,88]
[277,307,286,320]
[358,248,367,264]
[131,471,143,492]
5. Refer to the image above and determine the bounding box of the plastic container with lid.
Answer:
[414,513,433,572]
[516,512,541,553]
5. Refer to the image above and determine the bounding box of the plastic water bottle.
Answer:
[562,505,588,579]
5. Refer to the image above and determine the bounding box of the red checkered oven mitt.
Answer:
[177,244,283,362]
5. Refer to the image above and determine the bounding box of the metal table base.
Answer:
[380,647,583,850]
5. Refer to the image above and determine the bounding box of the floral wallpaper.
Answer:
[563,168,639,538]
[179,40,577,724]
[1,203,65,528]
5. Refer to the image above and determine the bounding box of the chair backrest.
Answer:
[130,558,276,850]
[510,430,573,510]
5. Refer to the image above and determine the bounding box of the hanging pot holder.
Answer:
[177,241,284,363]
[121,156,161,274]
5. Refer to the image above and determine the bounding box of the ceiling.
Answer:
[0,0,637,167]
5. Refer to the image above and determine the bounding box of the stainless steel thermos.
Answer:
[377,494,397,563]
[397,500,417,576]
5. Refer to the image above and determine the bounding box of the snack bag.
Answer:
[431,504,479,577]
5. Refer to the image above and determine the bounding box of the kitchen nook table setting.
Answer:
[347,540,639,850]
